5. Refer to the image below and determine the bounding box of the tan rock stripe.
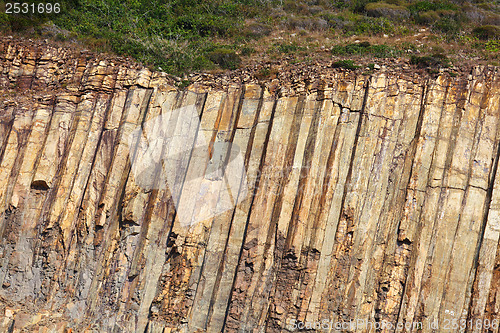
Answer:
[399,76,464,324]
[133,88,180,333]
[32,94,79,190]
[395,78,452,327]
[180,87,242,327]
[142,90,207,326]
[207,94,276,332]
[225,96,300,331]
[78,89,127,232]
[300,99,343,323]
[438,76,500,323]
[348,75,416,322]
[0,107,38,217]
[173,86,240,234]
[249,96,309,329]
[95,87,153,228]
[127,88,207,330]
[265,93,321,326]
[306,77,366,324]
[58,91,120,264]
[111,88,178,330]
[281,93,321,257]
[290,98,338,322]
[371,79,425,326]
[189,85,262,331]
[332,75,390,320]
[469,75,500,328]
[86,85,153,314]
[40,90,128,319]
[357,77,421,324]
[0,106,15,162]
[42,91,115,306]
[0,101,54,302]
[9,100,55,210]
[417,76,484,326]
[46,92,108,238]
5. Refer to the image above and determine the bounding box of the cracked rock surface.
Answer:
[1,39,500,332]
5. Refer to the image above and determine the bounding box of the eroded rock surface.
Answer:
[0,39,500,332]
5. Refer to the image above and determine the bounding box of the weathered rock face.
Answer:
[1,39,500,333]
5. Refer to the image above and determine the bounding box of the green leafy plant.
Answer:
[331,42,400,58]
[365,2,410,20]
[410,54,451,68]
[274,43,305,54]
[408,1,458,15]
[332,59,359,70]
[485,40,500,53]
[473,25,500,40]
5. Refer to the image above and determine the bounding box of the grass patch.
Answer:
[408,1,459,15]
[365,2,410,20]
[207,48,241,70]
[331,42,401,58]
[274,43,305,54]
[332,59,359,70]
[485,40,500,53]
[255,67,279,80]
[473,25,500,40]
[410,54,451,68]
[1,0,498,75]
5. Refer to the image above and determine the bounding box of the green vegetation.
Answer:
[207,48,241,70]
[485,40,500,52]
[332,59,359,70]
[365,2,410,20]
[410,54,451,67]
[0,0,499,75]
[0,0,280,75]
[473,25,500,40]
[331,42,401,58]
[274,42,305,54]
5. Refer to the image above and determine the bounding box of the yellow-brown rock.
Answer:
[1,38,500,332]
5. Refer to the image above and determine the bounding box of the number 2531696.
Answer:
[5,3,60,14]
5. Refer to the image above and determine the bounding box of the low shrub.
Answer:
[322,12,349,29]
[0,12,10,32]
[284,16,329,31]
[275,43,303,54]
[416,11,440,24]
[483,13,500,26]
[191,56,217,71]
[207,48,241,70]
[243,23,272,39]
[485,40,500,53]
[408,1,458,15]
[331,42,400,58]
[365,2,410,20]
[433,17,461,35]
[413,8,463,35]
[346,16,395,35]
[241,46,256,56]
[332,59,359,70]
[410,54,450,68]
[255,67,279,80]
[473,25,500,40]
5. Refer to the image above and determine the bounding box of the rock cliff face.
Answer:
[0,39,500,333]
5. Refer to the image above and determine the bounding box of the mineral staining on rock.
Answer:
[0,39,500,332]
